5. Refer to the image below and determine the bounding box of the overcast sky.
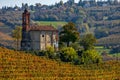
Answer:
[0,0,79,8]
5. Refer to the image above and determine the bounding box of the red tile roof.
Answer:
[29,25,57,31]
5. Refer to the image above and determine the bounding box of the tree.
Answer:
[80,49,102,64]
[80,33,97,51]
[12,26,22,50]
[60,47,78,62]
[67,0,75,5]
[59,22,80,47]
[59,0,64,5]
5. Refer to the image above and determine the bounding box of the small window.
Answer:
[42,35,44,37]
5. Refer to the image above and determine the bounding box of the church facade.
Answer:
[21,9,58,51]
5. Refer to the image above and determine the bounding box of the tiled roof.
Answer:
[29,25,57,31]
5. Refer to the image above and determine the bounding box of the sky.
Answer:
[0,0,79,8]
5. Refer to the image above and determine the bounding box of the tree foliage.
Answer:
[45,46,55,59]
[12,26,22,50]
[80,33,97,51]
[59,22,80,47]
[80,49,102,64]
[60,47,78,62]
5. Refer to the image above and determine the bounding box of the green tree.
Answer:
[59,22,80,47]
[59,0,64,5]
[80,49,102,64]
[80,33,97,51]
[12,26,22,50]
[60,47,78,62]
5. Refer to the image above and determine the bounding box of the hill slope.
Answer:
[0,32,13,40]
[98,34,120,45]
[0,47,120,79]
[0,32,14,49]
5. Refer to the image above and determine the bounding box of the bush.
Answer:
[38,50,46,56]
[80,49,102,64]
[60,47,78,62]
[46,46,56,59]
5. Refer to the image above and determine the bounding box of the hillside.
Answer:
[98,34,120,46]
[0,47,120,79]
[0,32,14,49]
[0,32,13,40]
[0,1,120,46]
[0,1,120,51]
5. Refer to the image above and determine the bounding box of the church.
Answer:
[21,9,58,51]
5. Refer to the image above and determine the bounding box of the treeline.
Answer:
[0,0,120,28]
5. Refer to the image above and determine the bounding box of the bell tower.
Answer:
[21,9,31,50]
[22,9,30,31]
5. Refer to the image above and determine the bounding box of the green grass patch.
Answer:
[35,21,67,28]
[95,46,104,49]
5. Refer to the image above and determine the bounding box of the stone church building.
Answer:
[21,9,58,50]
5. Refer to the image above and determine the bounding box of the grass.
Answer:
[35,21,67,28]
[0,47,120,79]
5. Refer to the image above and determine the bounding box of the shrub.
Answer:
[46,46,56,59]
[80,49,102,64]
[60,47,78,62]
[38,50,46,56]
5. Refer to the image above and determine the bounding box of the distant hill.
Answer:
[0,1,120,46]
[0,47,120,79]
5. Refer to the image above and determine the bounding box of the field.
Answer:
[0,47,120,79]
[35,21,67,28]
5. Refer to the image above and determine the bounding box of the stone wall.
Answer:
[30,31,40,50]
[29,31,57,50]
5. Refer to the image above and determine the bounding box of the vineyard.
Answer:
[0,47,120,79]
[97,34,120,45]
